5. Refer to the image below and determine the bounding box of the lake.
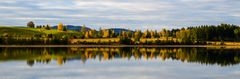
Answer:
[0,47,240,79]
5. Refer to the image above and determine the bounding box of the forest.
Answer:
[0,21,240,45]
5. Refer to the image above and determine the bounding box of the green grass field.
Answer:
[0,26,81,37]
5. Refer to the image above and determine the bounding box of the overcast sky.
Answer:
[0,0,240,30]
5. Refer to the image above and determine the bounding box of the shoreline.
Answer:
[0,45,240,48]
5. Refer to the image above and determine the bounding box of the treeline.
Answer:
[179,24,240,44]
[1,22,240,45]
[73,23,240,45]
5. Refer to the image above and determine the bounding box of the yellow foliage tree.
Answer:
[103,30,110,38]
[58,23,63,31]
[85,31,89,38]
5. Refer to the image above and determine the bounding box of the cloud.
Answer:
[0,0,17,3]
[231,13,240,17]
[0,0,239,30]
[0,6,27,10]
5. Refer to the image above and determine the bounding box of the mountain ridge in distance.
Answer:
[51,25,134,33]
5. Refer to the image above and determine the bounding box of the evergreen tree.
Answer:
[45,24,51,30]
[97,28,103,38]
[81,25,87,33]
[63,26,67,31]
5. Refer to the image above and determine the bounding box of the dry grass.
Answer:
[140,37,177,43]
[207,41,240,45]
[71,38,120,44]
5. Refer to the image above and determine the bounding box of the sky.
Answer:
[0,0,240,30]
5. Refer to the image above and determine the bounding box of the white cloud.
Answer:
[0,0,17,3]
[0,0,239,30]
[230,13,240,17]
[180,0,225,2]
[12,17,60,20]
[97,15,169,21]
[0,6,28,10]
[37,0,173,12]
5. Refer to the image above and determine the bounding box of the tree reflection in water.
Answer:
[1,47,240,66]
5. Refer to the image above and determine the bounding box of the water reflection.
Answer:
[1,47,240,66]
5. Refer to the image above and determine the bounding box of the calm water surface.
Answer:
[0,47,240,79]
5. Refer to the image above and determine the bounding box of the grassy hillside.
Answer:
[0,27,43,37]
[0,26,81,37]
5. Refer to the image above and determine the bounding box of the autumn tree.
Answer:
[176,29,194,44]
[85,29,97,38]
[134,30,142,44]
[58,23,63,31]
[91,29,98,38]
[143,30,151,38]
[120,31,127,38]
[160,28,170,38]
[150,30,155,38]
[110,30,116,38]
[134,30,142,39]
[103,29,110,38]
[85,31,89,38]
[27,21,35,28]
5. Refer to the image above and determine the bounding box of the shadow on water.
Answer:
[1,47,240,67]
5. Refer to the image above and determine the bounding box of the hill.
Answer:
[0,27,44,37]
[0,26,81,37]
[107,28,134,34]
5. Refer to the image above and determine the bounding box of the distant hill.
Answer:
[52,25,91,31]
[107,28,134,34]
[51,25,134,34]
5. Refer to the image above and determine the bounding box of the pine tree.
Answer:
[45,24,51,30]
[81,25,87,33]
[63,26,67,31]
[97,28,102,38]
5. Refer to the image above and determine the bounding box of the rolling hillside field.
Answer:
[0,26,81,37]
